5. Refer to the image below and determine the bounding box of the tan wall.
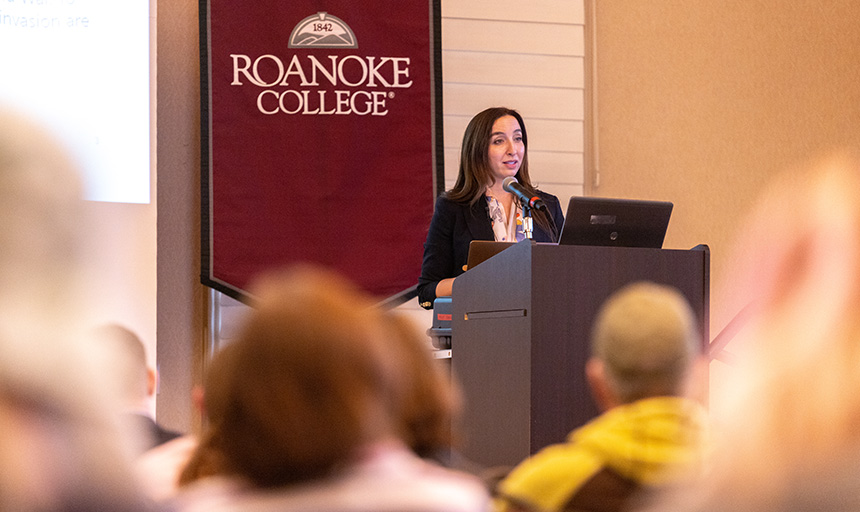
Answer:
[588,0,860,340]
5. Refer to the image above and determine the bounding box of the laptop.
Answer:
[558,196,673,248]
[466,238,559,270]
[465,240,516,271]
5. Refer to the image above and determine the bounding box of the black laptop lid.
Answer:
[466,240,516,271]
[558,196,673,248]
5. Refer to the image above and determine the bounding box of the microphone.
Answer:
[502,176,546,211]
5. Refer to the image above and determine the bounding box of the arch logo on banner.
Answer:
[289,12,357,48]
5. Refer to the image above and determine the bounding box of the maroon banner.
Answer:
[200,1,442,302]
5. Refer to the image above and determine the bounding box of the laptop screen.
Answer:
[466,240,516,271]
[558,196,673,248]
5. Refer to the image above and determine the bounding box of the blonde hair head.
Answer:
[591,281,700,403]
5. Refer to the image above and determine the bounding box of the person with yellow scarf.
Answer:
[495,282,710,512]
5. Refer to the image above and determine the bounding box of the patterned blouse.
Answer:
[486,194,525,243]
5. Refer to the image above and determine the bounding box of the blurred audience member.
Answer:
[0,106,156,511]
[92,323,183,453]
[135,380,204,502]
[136,434,199,503]
[383,311,487,474]
[384,312,461,458]
[495,282,709,512]
[642,151,860,512]
[174,265,490,512]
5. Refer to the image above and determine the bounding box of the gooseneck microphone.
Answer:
[502,176,546,211]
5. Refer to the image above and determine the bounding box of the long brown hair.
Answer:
[383,312,463,458]
[179,265,405,488]
[447,107,555,234]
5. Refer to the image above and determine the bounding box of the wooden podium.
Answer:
[450,240,709,468]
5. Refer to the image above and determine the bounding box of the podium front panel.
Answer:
[452,242,708,468]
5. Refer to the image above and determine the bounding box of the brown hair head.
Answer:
[181,265,405,488]
[383,312,463,458]
[447,107,557,237]
[448,107,535,204]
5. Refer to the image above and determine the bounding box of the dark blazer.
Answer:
[417,191,564,308]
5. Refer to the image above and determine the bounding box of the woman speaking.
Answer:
[417,107,564,309]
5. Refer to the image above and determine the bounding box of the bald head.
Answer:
[91,324,152,407]
[591,282,700,404]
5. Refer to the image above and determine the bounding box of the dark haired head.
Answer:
[446,107,557,238]
[448,107,536,204]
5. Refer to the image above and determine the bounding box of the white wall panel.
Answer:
[442,0,584,24]
[443,51,584,89]
[442,19,584,56]
[443,85,583,121]
[530,150,584,185]
[438,2,585,192]
[526,119,584,152]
